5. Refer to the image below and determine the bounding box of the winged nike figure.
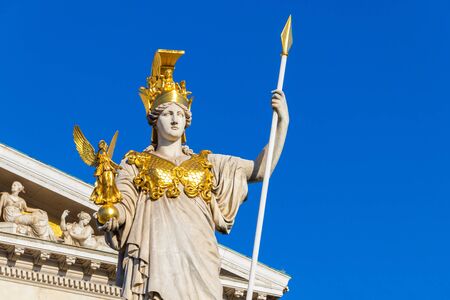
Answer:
[73,125,122,205]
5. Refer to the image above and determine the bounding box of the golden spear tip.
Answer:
[281,15,293,56]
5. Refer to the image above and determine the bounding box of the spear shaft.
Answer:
[246,16,292,300]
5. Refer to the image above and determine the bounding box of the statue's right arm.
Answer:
[60,218,67,231]
[60,210,69,231]
[99,158,139,233]
[115,158,139,225]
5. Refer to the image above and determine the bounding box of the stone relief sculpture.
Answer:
[0,181,56,241]
[60,209,110,251]
[73,49,290,300]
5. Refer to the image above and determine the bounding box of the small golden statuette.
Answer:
[73,125,122,224]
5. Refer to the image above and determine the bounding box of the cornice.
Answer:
[0,265,121,299]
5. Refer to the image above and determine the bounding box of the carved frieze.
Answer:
[0,181,113,253]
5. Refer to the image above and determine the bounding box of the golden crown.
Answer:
[139,49,192,115]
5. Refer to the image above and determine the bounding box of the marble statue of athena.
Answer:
[78,49,289,300]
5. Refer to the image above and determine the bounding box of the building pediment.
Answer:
[0,144,96,224]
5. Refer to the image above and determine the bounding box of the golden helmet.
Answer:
[139,49,193,145]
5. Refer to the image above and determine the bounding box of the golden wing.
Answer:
[73,125,97,166]
[107,130,119,159]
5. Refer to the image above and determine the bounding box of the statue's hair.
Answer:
[77,211,91,222]
[12,181,25,193]
[147,102,192,128]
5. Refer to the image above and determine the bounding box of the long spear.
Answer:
[246,16,293,300]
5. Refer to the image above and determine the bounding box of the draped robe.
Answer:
[106,153,248,300]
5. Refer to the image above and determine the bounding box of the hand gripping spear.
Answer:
[246,16,293,300]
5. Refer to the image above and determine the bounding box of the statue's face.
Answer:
[11,181,23,193]
[156,103,186,142]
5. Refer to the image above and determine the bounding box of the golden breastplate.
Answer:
[125,150,213,202]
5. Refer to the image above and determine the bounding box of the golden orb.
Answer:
[97,203,119,224]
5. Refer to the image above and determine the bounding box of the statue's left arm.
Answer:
[21,200,44,214]
[244,89,289,182]
[68,228,92,241]
[208,90,288,233]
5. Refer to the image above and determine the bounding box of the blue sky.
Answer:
[1,0,450,299]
